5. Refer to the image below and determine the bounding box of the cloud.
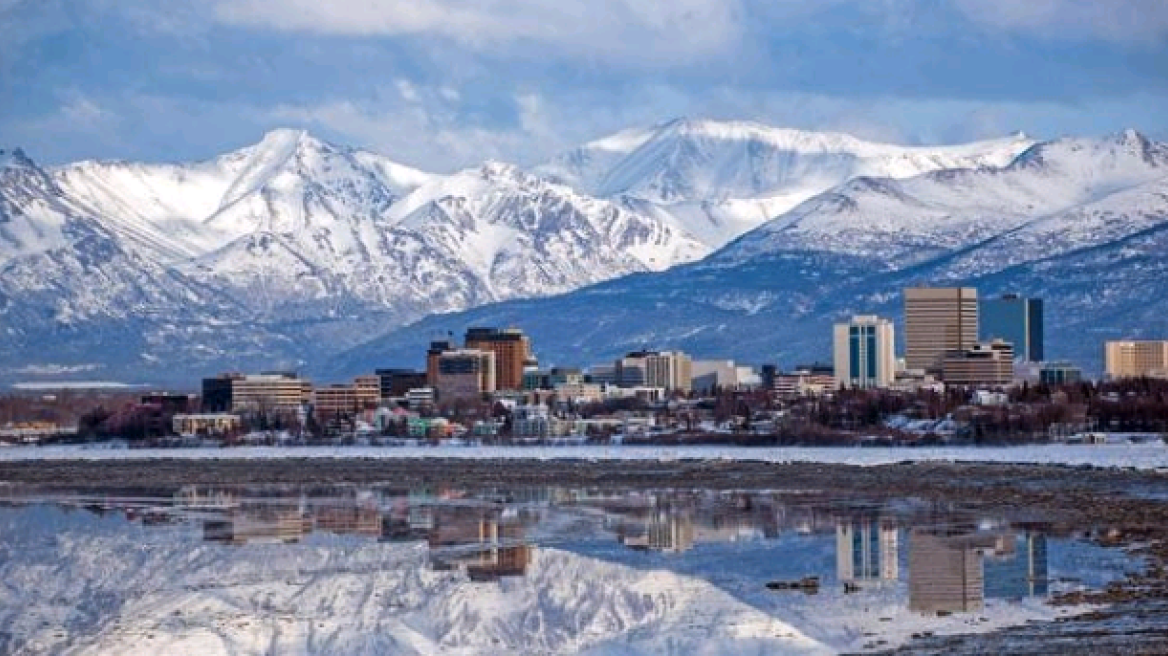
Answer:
[953,0,1168,45]
[210,0,744,65]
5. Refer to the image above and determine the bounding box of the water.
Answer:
[0,485,1140,655]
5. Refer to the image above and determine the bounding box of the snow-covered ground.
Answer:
[1,443,1165,469]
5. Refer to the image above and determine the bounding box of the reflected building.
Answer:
[984,532,1048,599]
[910,528,1050,615]
[427,505,533,581]
[836,518,899,582]
[617,510,695,553]
[203,508,308,545]
[909,530,985,614]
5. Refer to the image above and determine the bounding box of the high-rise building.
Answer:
[833,315,896,389]
[615,350,693,391]
[465,328,532,391]
[1105,340,1168,379]
[979,294,1044,362]
[940,340,1015,386]
[435,349,497,402]
[904,287,978,372]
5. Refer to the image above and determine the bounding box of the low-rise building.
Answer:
[940,340,1014,387]
[231,373,312,413]
[313,375,381,417]
[774,364,835,399]
[1039,361,1083,386]
[172,413,242,436]
[1104,340,1168,379]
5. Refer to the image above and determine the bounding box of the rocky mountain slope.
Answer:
[334,130,1168,376]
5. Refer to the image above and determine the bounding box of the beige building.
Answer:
[833,315,896,389]
[940,340,1014,386]
[231,373,312,412]
[313,375,381,416]
[465,327,532,391]
[436,349,497,402]
[1105,340,1168,379]
[904,287,978,371]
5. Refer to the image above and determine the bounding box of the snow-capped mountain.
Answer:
[50,129,703,320]
[333,130,1168,376]
[538,118,1034,249]
[4,124,1164,383]
[0,131,711,382]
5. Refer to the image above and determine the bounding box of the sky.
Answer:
[2,0,1167,171]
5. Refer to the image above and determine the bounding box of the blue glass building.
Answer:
[979,295,1044,362]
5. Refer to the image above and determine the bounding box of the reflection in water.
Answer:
[12,485,1053,611]
[909,528,1050,615]
[836,517,899,583]
[0,483,1123,656]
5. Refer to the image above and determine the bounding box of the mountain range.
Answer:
[2,119,1164,385]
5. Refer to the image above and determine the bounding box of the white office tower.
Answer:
[833,315,896,389]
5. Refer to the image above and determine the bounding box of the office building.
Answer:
[375,369,428,399]
[465,327,532,391]
[833,315,896,389]
[426,339,456,386]
[435,349,497,402]
[979,294,1044,362]
[690,360,740,394]
[1105,340,1168,379]
[615,350,693,392]
[904,287,978,371]
[231,373,312,413]
[940,340,1015,386]
[773,364,835,399]
[313,375,381,417]
[202,373,241,413]
[1039,362,1083,386]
